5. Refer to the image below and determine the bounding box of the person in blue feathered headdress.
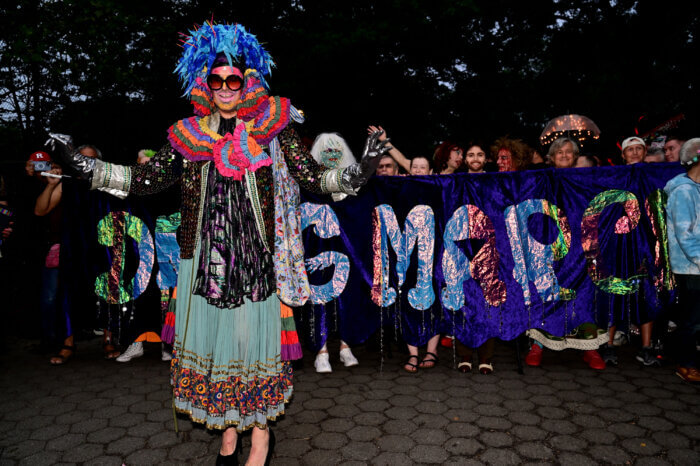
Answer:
[47,20,390,465]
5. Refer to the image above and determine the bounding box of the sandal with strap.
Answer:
[403,355,419,373]
[478,362,494,375]
[103,336,120,360]
[419,352,439,369]
[50,344,76,365]
[458,361,472,373]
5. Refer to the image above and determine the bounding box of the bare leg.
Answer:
[640,321,653,347]
[247,426,270,465]
[317,342,328,355]
[220,427,238,456]
[426,334,439,355]
[419,334,440,368]
[339,340,349,350]
[607,326,616,345]
[103,330,121,359]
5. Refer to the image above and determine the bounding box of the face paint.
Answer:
[321,148,343,169]
[448,148,464,170]
[497,148,513,172]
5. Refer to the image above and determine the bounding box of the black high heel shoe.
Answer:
[215,434,241,466]
[264,429,276,466]
[215,452,238,466]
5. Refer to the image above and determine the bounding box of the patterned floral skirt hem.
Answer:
[170,253,293,432]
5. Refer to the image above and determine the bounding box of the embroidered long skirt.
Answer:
[170,246,292,431]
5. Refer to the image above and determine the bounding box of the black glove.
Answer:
[342,130,391,189]
[45,132,96,180]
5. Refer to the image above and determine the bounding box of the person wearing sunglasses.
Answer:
[48,21,389,466]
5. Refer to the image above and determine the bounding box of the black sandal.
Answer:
[419,352,439,369]
[103,335,120,360]
[50,344,76,365]
[403,355,419,373]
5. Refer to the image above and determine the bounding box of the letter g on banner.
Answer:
[300,203,350,304]
[95,211,154,304]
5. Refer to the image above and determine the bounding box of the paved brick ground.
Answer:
[0,337,698,465]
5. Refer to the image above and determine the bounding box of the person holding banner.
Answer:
[600,137,660,366]
[48,20,388,465]
[547,137,579,169]
[525,138,608,370]
[665,138,700,382]
[464,143,488,174]
[308,132,360,373]
[433,140,466,175]
[493,136,532,172]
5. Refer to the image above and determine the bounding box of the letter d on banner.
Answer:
[95,211,154,304]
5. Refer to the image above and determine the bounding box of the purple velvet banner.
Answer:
[299,164,684,348]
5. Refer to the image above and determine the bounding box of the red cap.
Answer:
[29,151,51,162]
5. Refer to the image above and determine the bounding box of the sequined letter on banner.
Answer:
[644,190,675,291]
[300,203,350,304]
[95,211,154,304]
[155,212,182,289]
[442,205,506,310]
[504,199,573,306]
[371,205,435,309]
[581,189,642,295]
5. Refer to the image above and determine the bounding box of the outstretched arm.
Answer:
[104,144,183,196]
[367,125,410,173]
[45,133,181,198]
[281,125,389,195]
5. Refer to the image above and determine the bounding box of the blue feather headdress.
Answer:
[175,21,274,97]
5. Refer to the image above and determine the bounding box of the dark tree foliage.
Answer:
[1,0,698,164]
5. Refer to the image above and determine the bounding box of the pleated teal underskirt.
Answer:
[170,245,292,431]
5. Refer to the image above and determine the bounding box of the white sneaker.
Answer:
[339,347,359,367]
[314,352,332,373]
[116,342,144,362]
[161,344,172,362]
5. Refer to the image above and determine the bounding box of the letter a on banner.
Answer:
[442,205,506,310]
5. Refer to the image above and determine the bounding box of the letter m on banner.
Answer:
[371,205,435,310]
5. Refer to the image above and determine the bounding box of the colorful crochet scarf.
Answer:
[168,70,291,181]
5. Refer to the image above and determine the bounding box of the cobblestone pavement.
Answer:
[1,337,699,465]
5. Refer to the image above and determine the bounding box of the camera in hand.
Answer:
[29,151,52,173]
[33,161,52,172]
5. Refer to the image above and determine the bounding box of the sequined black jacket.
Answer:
[128,122,326,259]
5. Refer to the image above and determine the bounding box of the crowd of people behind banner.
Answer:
[307,128,700,383]
[3,128,697,383]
